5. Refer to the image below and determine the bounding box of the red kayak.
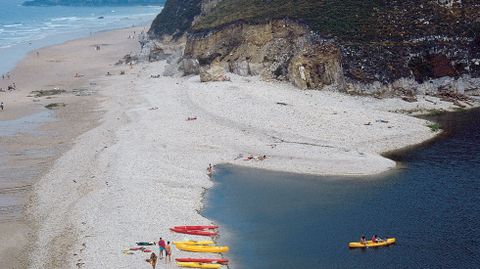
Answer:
[170,228,218,236]
[176,258,229,264]
[174,226,219,231]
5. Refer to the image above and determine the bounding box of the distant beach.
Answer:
[0,19,471,269]
[0,0,162,75]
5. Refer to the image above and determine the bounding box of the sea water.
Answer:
[0,0,163,75]
[204,109,480,268]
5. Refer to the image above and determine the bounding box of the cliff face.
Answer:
[23,0,164,6]
[149,0,480,94]
[148,0,201,38]
[184,19,344,89]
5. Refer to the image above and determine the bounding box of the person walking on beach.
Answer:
[0,102,4,111]
[158,237,166,259]
[146,252,158,269]
[165,241,172,263]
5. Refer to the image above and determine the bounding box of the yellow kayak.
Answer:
[176,244,229,253]
[176,262,222,269]
[349,238,396,248]
[173,240,215,246]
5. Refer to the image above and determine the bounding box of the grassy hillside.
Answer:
[192,0,477,43]
[192,0,380,40]
[148,0,201,37]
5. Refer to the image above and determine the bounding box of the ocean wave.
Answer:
[0,7,160,54]
[2,23,23,28]
[50,16,80,22]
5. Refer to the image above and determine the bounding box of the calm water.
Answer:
[204,109,480,268]
[0,0,163,74]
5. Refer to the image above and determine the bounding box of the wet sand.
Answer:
[0,26,143,269]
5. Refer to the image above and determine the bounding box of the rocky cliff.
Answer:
[149,0,480,96]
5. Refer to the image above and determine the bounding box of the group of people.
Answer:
[1,72,16,94]
[360,234,385,244]
[0,83,16,92]
[146,237,172,269]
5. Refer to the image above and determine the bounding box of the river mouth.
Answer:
[203,108,480,268]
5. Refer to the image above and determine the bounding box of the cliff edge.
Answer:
[149,0,480,98]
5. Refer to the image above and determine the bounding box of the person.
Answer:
[158,237,166,259]
[146,252,157,269]
[371,234,384,243]
[0,102,3,111]
[207,164,214,175]
[360,235,367,245]
[165,241,172,263]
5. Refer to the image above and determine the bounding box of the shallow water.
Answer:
[0,0,162,74]
[204,109,480,268]
[0,110,55,222]
[0,110,53,136]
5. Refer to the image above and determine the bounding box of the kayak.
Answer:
[173,240,215,246]
[174,226,219,230]
[176,258,229,264]
[348,238,396,248]
[170,228,218,236]
[175,244,229,253]
[176,262,222,269]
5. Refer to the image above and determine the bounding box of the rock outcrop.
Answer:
[183,19,344,89]
[148,0,201,39]
[199,59,229,82]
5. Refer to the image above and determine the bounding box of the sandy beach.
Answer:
[0,26,144,269]
[1,25,469,268]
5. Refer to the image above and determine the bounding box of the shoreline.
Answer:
[0,26,145,269]
[2,27,476,268]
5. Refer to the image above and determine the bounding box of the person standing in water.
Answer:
[207,164,214,175]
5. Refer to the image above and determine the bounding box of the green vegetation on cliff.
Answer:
[148,0,201,37]
[193,0,380,40]
[193,0,478,42]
